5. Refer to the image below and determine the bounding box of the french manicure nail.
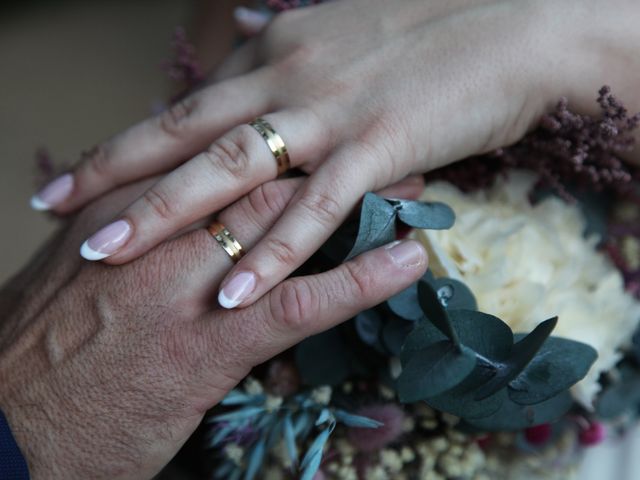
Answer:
[386,240,424,267]
[80,220,132,261]
[30,173,74,211]
[234,7,271,28]
[218,272,257,309]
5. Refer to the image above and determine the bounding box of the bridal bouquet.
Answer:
[204,88,640,480]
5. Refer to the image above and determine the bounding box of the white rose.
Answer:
[413,170,640,408]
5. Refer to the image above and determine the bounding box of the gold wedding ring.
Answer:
[249,117,290,175]
[207,222,245,263]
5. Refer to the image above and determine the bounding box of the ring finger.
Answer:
[79,109,330,262]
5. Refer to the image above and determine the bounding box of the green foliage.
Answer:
[396,282,598,431]
[398,340,476,402]
[346,193,455,260]
[300,191,598,433]
[596,363,640,419]
[210,388,381,480]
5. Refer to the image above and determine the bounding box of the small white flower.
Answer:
[311,386,333,405]
[413,171,640,408]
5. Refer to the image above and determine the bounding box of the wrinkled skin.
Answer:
[0,178,428,479]
[40,0,639,314]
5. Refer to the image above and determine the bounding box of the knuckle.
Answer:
[203,134,252,180]
[247,182,290,220]
[299,190,342,227]
[81,144,112,179]
[158,97,198,138]
[142,187,177,222]
[269,279,320,332]
[342,259,372,298]
[264,237,299,268]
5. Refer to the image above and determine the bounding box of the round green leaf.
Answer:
[397,341,476,403]
[508,336,598,405]
[474,318,557,400]
[392,199,456,230]
[346,193,397,260]
[466,392,573,431]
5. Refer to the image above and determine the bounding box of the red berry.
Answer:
[525,423,553,445]
[579,421,606,447]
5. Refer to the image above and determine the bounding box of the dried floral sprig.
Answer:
[209,381,381,480]
[162,27,205,100]
[428,86,640,200]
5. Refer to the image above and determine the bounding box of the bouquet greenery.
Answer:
[206,88,640,480]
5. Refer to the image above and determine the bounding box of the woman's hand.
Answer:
[3,177,428,479]
[30,0,640,309]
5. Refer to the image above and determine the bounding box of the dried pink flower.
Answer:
[347,404,405,452]
[162,27,205,101]
[428,86,640,199]
[264,359,301,397]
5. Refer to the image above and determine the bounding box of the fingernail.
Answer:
[30,173,74,211]
[385,240,425,267]
[218,272,256,309]
[234,7,271,29]
[80,220,132,261]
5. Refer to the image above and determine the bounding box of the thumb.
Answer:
[214,239,428,367]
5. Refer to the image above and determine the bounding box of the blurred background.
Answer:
[0,1,638,478]
[0,0,240,284]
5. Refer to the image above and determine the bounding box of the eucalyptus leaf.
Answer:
[448,310,512,361]
[596,365,640,419]
[474,318,558,400]
[397,340,477,403]
[355,309,384,348]
[508,336,597,405]
[466,392,573,431]
[387,272,476,320]
[387,283,424,321]
[381,318,414,356]
[401,310,512,365]
[425,370,508,420]
[392,199,456,230]
[346,193,397,260]
[429,278,477,310]
[296,328,351,386]
[417,281,460,346]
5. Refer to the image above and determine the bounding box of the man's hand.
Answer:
[0,178,427,479]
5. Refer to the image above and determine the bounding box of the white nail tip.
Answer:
[30,195,51,211]
[80,241,111,261]
[218,290,241,310]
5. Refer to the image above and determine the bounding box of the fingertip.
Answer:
[384,239,428,268]
[30,195,51,211]
[30,173,74,212]
[80,241,111,261]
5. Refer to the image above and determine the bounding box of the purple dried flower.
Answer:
[264,359,301,397]
[347,404,405,452]
[34,147,56,188]
[428,86,640,199]
[163,27,205,101]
